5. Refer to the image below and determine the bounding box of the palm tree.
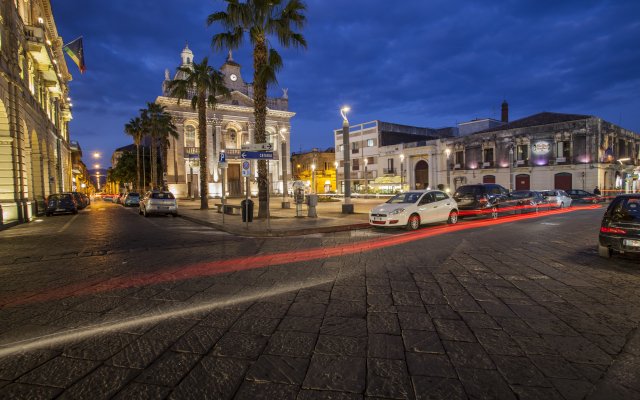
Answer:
[158,115,179,189]
[124,117,143,192]
[208,0,308,218]
[166,56,230,209]
[140,102,168,190]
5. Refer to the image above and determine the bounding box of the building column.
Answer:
[206,118,214,182]
[213,119,222,182]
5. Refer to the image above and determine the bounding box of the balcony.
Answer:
[515,159,529,167]
[383,168,396,174]
[556,156,571,165]
[352,165,360,171]
[72,163,81,174]
[482,161,494,168]
[185,147,200,157]
[351,148,359,154]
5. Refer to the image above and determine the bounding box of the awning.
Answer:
[373,176,401,184]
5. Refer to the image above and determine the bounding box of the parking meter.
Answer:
[292,181,306,217]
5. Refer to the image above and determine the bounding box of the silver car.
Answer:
[539,190,572,209]
[139,191,178,217]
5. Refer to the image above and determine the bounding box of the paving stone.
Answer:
[112,382,172,400]
[368,334,405,359]
[474,329,523,356]
[245,302,290,318]
[210,332,268,360]
[434,319,476,342]
[571,363,606,383]
[198,309,244,329]
[447,295,484,313]
[405,353,457,378]
[151,290,196,302]
[325,301,367,318]
[315,335,367,357]
[509,304,559,320]
[390,281,419,292]
[368,285,392,295]
[396,305,426,313]
[0,383,63,399]
[107,338,172,369]
[459,312,500,330]
[456,367,517,400]
[331,286,365,302]
[367,313,400,335]
[512,335,559,355]
[265,331,317,358]
[478,301,518,318]
[63,366,139,400]
[443,341,495,369]
[229,316,280,335]
[279,316,322,334]
[287,303,327,319]
[426,305,460,320]
[302,354,366,393]
[398,312,435,331]
[366,358,412,399]
[542,336,613,364]
[510,385,564,400]
[392,292,423,306]
[0,349,58,380]
[171,326,224,354]
[548,378,592,400]
[64,332,137,361]
[368,305,398,313]
[583,333,627,355]
[602,352,640,392]
[134,351,200,386]
[402,331,445,354]
[234,381,299,400]
[18,356,100,388]
[585,379,640,400]
[70,297,126,313]
[320,317,367,338]
[491,355,552,387]
[524,319,581,336]
[412,376,467,400]
[495,317,539,337]
[367,293,393,306]
[527,355,584,380]
[246,355,309,385]
[297,389,363,399]
[170,356,250,400]
[143,318,198,342]
[295,290,331,304]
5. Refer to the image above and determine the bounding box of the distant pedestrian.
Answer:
[594,186,601,195]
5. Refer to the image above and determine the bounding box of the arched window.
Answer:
[265,133,272,143]
[225,128,238,149]
[187,57,191,64]
[185,125,196,147]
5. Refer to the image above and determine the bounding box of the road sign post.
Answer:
[241,143,274,152]
[242,161,251,230]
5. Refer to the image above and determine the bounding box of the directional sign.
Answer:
[241,142,274,151]
[241,161,251,177]
[240,151,274,160]
[218,162,228,168]
[219,152,226,162]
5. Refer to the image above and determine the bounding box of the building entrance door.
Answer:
[415,160,429,189]
[554,173,572,191]
[228,164,242,196]
[516,174,530,190]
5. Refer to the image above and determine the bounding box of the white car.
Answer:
[369,190,458,231]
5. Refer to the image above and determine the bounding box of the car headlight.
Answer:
[389,208,404,216]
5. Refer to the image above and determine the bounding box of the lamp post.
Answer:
[280,128,289,208]
[509,142,514,192]
[341,107,353,213]
[445,148,451,191]
[94,152,99,158]
[364,158,368,198]
[311,164,316,194]
[334,161,338,194]
[400,154,405,191]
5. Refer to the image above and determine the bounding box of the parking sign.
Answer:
[241,161,251,177]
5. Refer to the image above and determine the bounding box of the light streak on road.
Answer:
[2,205,602,308]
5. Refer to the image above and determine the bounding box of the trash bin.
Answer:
[241,199,254,222]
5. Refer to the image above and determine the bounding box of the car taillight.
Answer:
[478,197,487,204]
[601,227,627,234]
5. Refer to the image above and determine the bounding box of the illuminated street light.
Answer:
[341,107,352,211]
[445,148,451,191]
[94,164,99,168]
[94,152,99,158]
[340,107,350,121]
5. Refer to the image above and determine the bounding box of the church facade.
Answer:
[156,46,295,198]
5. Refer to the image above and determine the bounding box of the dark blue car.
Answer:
[45,193,78,216]
[599,194,640,257]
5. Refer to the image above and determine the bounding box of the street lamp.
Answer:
[445,148,451,191]
[311,164,316,194]
[341,107,353,213]
[95,164,99,168]
[280,128,288,205]
[94,152,99,158]
[334,161,339,194]
[400,154,405,191]
[364,158,368,198]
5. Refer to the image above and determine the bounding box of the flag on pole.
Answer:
[63,37,86,73]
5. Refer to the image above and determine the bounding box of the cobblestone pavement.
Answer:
[0,198,639,399]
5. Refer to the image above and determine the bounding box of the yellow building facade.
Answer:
[291,148,336,194]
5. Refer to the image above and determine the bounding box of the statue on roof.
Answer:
[227,49,234,62]
[165,69,170,80]
[282,88,288,99]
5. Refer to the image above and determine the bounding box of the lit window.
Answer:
[367,139,374,147]
[185,125,196,147]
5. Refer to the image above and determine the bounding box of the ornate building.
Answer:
[156,46,295,198]
[0,0,74,228]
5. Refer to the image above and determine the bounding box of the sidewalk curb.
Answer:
[178,213,372,237]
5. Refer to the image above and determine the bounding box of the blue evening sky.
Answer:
[53,0,640,168]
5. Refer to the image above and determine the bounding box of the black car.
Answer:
[599,194,640,257]
[505,191,551,213]
[566,189,603,203]
[70,192,85,209]
[45,193,78,216]
[453,184,509,219]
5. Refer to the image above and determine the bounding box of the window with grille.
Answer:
[455,151,464,165]
[483,148,494,162]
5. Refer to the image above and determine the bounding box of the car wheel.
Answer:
[491,207,498,219]
[447,211,458,225]
[406,214,420,231]
[143,207,149,217]
[45,213,51,217]
[72,209,78,215]
[139,206,143,215]
[558,203,564,209]
[598,243,612,258]
[593,199,597,204]
[535,204,539,213]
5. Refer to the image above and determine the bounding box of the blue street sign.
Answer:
[240,151,274,160]
[219,152,226,162]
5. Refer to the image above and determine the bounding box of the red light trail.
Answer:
[1,205,602,308]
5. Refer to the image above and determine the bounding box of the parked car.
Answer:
[505,191,551,213]
[70,192,85,209]
[599,194,640,257]
[83,193,90,206]
[115,193,124,204]
[566,189,603,203]
[453,184,509,219]
[139,191,178,217]
[539,190,572,209]
[45,193,78,216]
[123,192,141,207]
[369,190,458,231]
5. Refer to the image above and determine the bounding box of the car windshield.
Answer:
[510,191,532,199]
[49,194,72,201]
[541,191,556,197]
[386,193,422,204]
[128,193,139,197]
[611,198,640,220]
[454,186,483,198]
[151,192,175,199]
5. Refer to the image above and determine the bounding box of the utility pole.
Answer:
[341,108,353,213]
[509,142,514,192]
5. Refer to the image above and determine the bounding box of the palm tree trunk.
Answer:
[161,136,168,190]
[136,144,141,192]
[253,40,269,218]
[151,134,157,190]
[198,91,208,209]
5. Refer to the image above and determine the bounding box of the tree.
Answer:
[124,117,143,192]
[166,56,231,209]
[208,0,308,218]
[139,102,171,190]
[159,116,179,189]
[108,152,138,186]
